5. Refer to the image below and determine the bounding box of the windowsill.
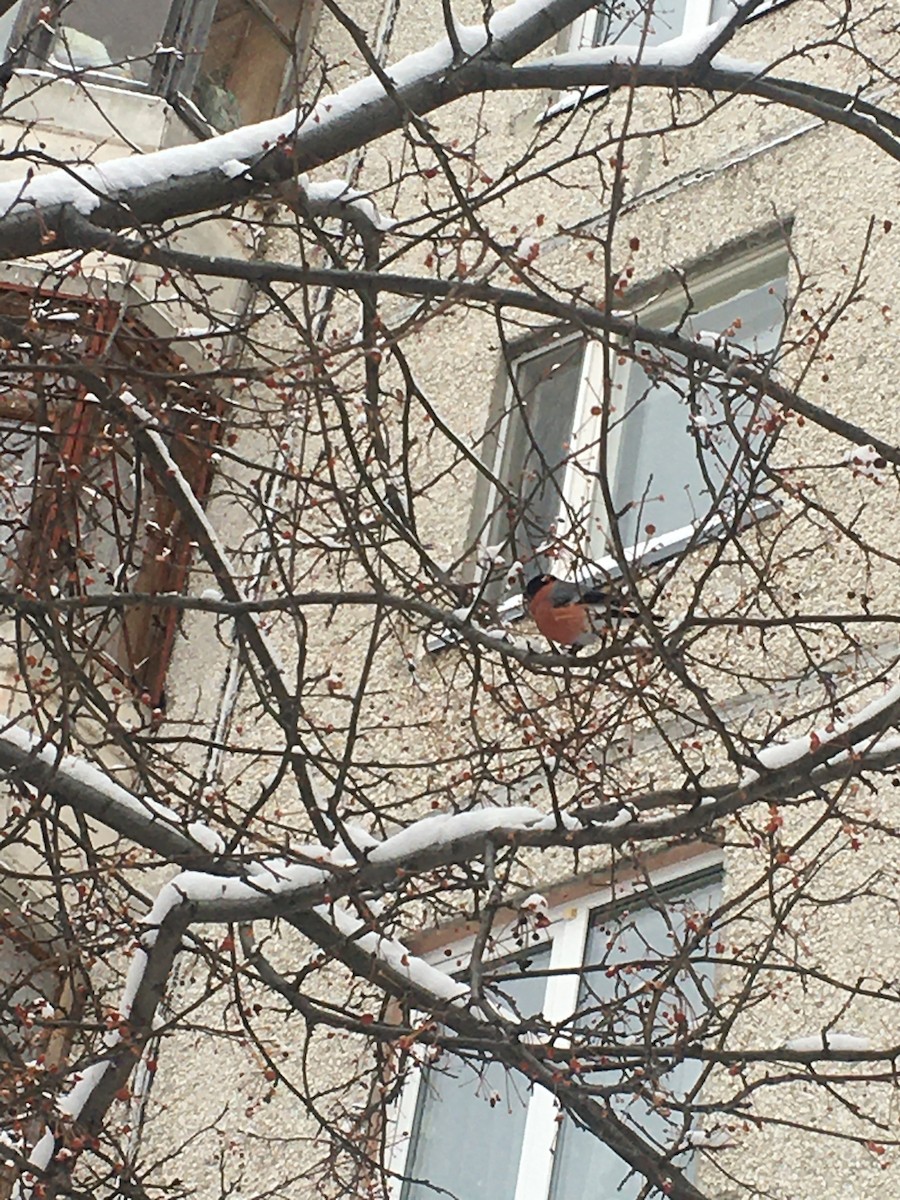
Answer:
[1,69,198,152]
[424,497,779,655]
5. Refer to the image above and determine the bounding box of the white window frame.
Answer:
[385,851,723,1200]
[550,0,782,115]
[567,0,716,55]
[481,244,786,590]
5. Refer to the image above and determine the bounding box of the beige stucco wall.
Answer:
[0,1,895,1197]
[152,0,900,1188]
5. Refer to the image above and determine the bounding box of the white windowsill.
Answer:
[424,497,779,655]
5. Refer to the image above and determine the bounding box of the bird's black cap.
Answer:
[525,573,556,599]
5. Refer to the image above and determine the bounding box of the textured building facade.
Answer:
[1,3,898,1200]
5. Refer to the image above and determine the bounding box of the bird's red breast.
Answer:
[528,581,592,647]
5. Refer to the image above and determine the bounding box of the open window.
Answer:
[389,861,723,1200]
[1,0,316,132]
[478,244,787,584]
[0,287,220,707]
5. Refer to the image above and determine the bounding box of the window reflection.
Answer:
[401,949,550,1200]
[549,875,721,1200]
[192,0,300,130]
[47,0,175,84]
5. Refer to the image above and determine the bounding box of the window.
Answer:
[569,0,762,53]
[572,0,702,52]
[2,0,314,132]
[389,862,722,1200]
[481,247,786,578]
[0,287,219,706]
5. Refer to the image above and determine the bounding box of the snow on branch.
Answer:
[2,0,894,261]
[745,680,900,781]
[547,14,764,72]
[0,0,590,235]
[128,806,583,923]
[293,176,395,234]
[0,722,218,860]
[25,891,192,1188]
[7,674,900,926]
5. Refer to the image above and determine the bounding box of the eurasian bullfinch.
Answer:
[525,574,638,649]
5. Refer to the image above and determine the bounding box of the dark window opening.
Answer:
[0,287,221,708]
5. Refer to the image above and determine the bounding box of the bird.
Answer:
[525,573,639,650]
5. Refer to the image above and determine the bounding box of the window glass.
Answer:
[593,277,785,552]
[491,339,583,562]
[0,2,24,55]
[549,875,721,1200]
[192,0,298,130]
[401,947,550,1200]
[47,0,175,84]
[598,0,689,46]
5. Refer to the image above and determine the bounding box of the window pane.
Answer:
[193,0,298,129]
[550,875,721,1200]
[47,0,174,84]
[604,357,698,549]
[492,339,583,561]
[402,949,550,1200]
[592,277,785,551]
[0,2,24,54]
[600,0,688,46]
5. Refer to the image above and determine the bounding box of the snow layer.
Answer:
[56,1061,110,1118]
[25,1128,55,1172]
[783,1032,872,1052]
[324,903,467,1005]
[745,679,900,780]
[686,1127,737,1148]
[546,17,764,72]
[368,805,546,862]
[0,0,756,231]
[302,177,394,232]
[0,722,225,855]
[0,723,181,826]
[186,820,225,854]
